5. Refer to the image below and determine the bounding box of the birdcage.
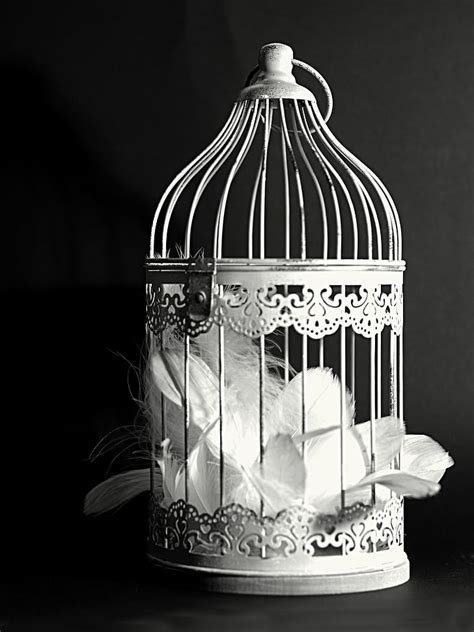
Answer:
[142,43,447,595]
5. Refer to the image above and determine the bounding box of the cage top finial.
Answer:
[258,43,295,81]
[239,42,315,102]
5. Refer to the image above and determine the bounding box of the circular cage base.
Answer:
[148,554,410,596]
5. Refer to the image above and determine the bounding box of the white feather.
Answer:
[352,416,405,473]
[401,434,454,483]
[303,427,367,509]
[151,347,260,466]
[157,438,183,507]
[151,351,220,428]
[185,438,221,514]
[350,469,441,498]
[276,367,354,437]
[246,434,306,514]
[84,468,159,515]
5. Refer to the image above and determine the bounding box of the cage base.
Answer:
[148,554,410,595]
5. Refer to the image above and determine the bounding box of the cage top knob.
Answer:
[238,42,315,102]
[258,43,296,83]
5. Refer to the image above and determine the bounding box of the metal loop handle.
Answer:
[292,59,333,122]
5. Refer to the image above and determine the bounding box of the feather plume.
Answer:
[157,438,183,507]
[245,434,306,514]
[194,324,288,433]
[151,351,220,428]
[349,469,441,498]
[84,468,160,515]
[303,427,367,508]
[401,434,454,483]
[276,367,354,437]
[185,436,221,514]
[352,416,405,473]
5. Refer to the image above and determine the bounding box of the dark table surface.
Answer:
[3,552,473,632]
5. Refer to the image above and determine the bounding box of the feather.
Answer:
[84,468,159,515]
[157,438,183,508]
[185,437,221,514]
[350,469,441,498]
[194,324,288,435]
[303,427,367,507]
[225,471,261,513]
[151,347,258,466]
[276,367,354,437]
[151,351,220,428]
[246,434,306,514]
[401,434,454,483]
[352,416,405,473]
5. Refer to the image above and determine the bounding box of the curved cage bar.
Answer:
[145,42,411,595]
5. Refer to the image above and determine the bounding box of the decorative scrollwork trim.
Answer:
[146,282,403,339]
[148,496,404,574]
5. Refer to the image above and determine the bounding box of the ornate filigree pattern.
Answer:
[148,496,404,561]
[146,282,403,339]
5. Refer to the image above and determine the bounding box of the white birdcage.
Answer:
[141,43,450,594]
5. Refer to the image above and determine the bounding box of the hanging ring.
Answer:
[292,59,333,123]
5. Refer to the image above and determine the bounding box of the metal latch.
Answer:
[187,258,216,321]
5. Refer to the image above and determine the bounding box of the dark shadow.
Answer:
[1,61,152,289]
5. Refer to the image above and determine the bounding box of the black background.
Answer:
[2,0,473,629]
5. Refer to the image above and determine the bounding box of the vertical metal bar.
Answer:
[257,101,271,522]
[370,337,376,506]
[399,328,404,470]
[376,329,383,513]
[295,102,308,464]
[319,338,325,367]
[282,120,290,260]
[339,287,346,513]
[183,334,190,502]
[218,294,225,507]
[350,330,356,419]
[259,100,272,259]
[282,118,291,385]
[376,329,382,510]
[247,160,262,258]
[159,330,166,443]
[377,331,382,420]
[399,326,405,547]
[161,394,165,446]
[259,334,265,518]
[301,332,307,463]
[284,329,290,385]
[390,330,398,418]
[150,330,157,495]
[390,324,399,475]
